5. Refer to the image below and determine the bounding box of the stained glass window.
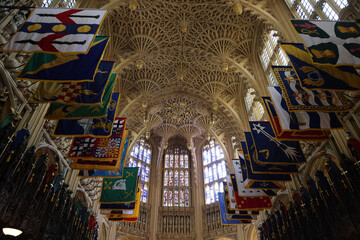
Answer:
[174,189,179,206]
[204,167,209,184]
[127,138,152,203]
[180,189,185,207]
[323,3,339,20]
[185,189,190,207]
[61,0,76,8]
[164,170,169,186]
[42,0,52,7]
[162,146,191,207]
[203,139,227,204]
[334,0,348,9]
[169,171,174,186]
[185,171,189,187]
[175,170,179,186]
[286,0,346,20]
[180,171,185,186]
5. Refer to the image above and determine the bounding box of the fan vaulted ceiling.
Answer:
[88,0,278,146]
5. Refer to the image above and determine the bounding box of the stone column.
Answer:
[331,128,352,157]
[192,145,204,240]
[149,144,164,240]
[237,225,247,240]
[107,222,117,240]
[27,103,50,146]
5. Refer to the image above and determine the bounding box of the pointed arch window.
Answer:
[286,0,348,20]
[202,139,227,204]
[128,138,152,203]
[41,0,52,7]
[162,146,191,207]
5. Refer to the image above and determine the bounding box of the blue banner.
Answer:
[53,94,121,137]
[272,66,351,112]
[268,86,343,130]
[18,36,109,82]
[244,133,298,174]
[281,42,360,91]
[239,141,290,189]
[249,121,306,165]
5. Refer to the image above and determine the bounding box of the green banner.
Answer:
[100,167,139,203]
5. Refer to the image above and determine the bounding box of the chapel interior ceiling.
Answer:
[91,0,275,147]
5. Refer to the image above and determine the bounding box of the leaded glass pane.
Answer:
[214,182,219,201]
[164,170,168,186]
[139,145,144,160]
[301,0,314,16]
[211,147,215,162]
[296,5,307,19]
[184,154,189,168]
[163,189,169,206]
[170,155,174,168]
[168,190,173,206]
[261,48,270,68]
[202,139,227,204]
[146,149,151,164]
[134,144,139,158]
[323,3,339,20]
[180,189,185,207]
[334,0,348,8]
[204,167,209,184]
[212,164,218,181]
[217,162,223,178]
[174,189,179,206]
[219,182,224,193]
[185,171,189,187]
[270,30,278,46]
[208,166,213,182]
[185,189,190,207]
[142,184,148,203]
[205,186,210,204]
[174,170,179,186]
[165,154,169,168]
[169,171,173,186]
[127,138,152,203]
[180,171,185,186]
[209,184,215,203]
[175,153,179,168]
[266,39,273,54]
[42,0,52,7]
[221,161,226,178]
[141,165,146,181]
[145,166,150,182]
[203,149,208,165]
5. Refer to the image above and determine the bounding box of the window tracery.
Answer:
[260,30,289,86]
[286,0,348,20]
[42,0,77,7]
[128,138,152,203]
[162,146,191,207]
[203,139,227,204]
[41,0,52,7]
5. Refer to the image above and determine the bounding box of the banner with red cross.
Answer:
[68,124,127,160]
